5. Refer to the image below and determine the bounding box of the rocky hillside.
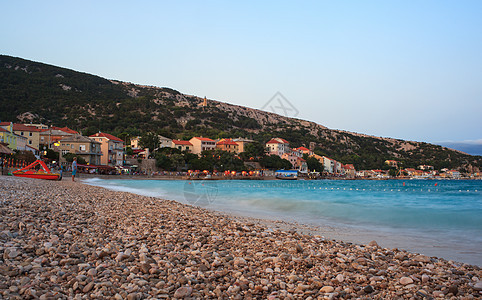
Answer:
[1,54,480,171]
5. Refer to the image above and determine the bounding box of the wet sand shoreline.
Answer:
[1,176,480,298]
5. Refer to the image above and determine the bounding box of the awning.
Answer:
[0,143,14,154]
[78,164,116,170]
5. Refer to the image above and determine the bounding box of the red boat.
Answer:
[12,160,61,181]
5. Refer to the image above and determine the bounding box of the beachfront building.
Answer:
[280,152,308,173]
[216,139,239,153]
[405,168,417,177]
[23,123,48,130]
[0,124,17,150]
[39,126,78,149]
[296,158,308,173]
[335,160,343,174]
[89,132,125,166]
[446,170,461,179]
[281,152,299,167]
[418,164,434,170]
[130,136,141,149]
[356,170,369,178]
[385,160,398,168]
[343,164,356,178]
[266,138,290,157]
[130,135,171,151]
[189,137,216,155]
[0,122,42,151]
[292,146,312,156]
[233,138,255,153]
[15,134,28,151]
[172,140,192,152]
[373,169,390,179]
[159,135,172,148]
[58,135,102,166]
[322,156,336,174]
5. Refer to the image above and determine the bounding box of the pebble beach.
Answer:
[1,176,481,299]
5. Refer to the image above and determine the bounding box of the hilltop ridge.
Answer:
[0,54,480,171]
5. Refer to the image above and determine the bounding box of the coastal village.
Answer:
[0,121,476,179]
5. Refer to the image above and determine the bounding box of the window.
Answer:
[62,150,69,155]
[80,145,86,151]
[71,144,74,149]
[29,140,32,145]
[21,132,24,136]
[29,132,32,136]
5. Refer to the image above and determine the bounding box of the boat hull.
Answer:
[12,159,62,181]
[13,172,61,181]
[276,176,298,180]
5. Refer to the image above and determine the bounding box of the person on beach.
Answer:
[72,157,77,182]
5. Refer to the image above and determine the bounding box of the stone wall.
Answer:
[126,158,158,174]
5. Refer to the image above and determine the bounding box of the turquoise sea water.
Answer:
[83,178,482,266]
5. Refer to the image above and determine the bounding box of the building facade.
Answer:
[216,139,239,153]
[233,138,254,153]
[189,137,216,155]
[159,135,173,148]
[58,135,102,166]
[39,127,78,149]
[172,140,193,152]
[266,138,290,157]
[89,132,125,166]
[0,124,17,150]
[0,122,41,151]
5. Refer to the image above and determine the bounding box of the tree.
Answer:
[240,142,266,160]
[260,155,292,170]
[63,153,87,164]
[170,153,186,171]
[43,149,60,161]
[305,156,324,172]
[125,146,134,156]
[154,153,172,170]
[139,132,160,154]
[117,132,130,147]
[14,150,37,164]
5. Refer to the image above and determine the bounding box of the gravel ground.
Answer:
[0,176,481,299]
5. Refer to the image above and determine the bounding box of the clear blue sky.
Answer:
[2,1,481,145]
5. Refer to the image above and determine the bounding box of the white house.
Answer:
[266,138,290,157]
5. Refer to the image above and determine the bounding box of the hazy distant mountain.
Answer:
[1,54,480,172]
[437,141,482,156]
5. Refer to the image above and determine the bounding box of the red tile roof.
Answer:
[267,138,290,144]
[49,136,64,143]
[192,137,214,142]
[217,139,238,146]
[39,126,79,134]
[11,124,42,132]
[173,140,193,146]
[51,126,79,134]
[0,127,8,133]
[90,132,124,142]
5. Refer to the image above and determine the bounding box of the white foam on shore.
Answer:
[82,178,170,199]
